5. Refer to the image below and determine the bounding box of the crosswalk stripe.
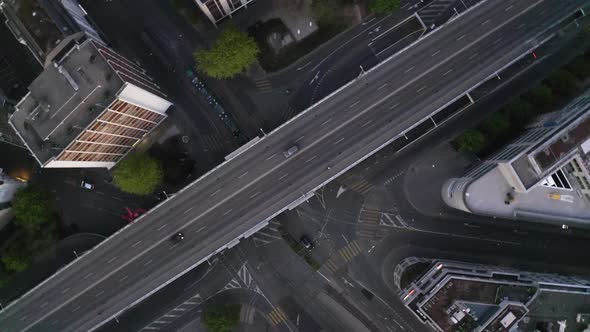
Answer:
[267,307,287,325]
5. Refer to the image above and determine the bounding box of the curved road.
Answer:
[0,0,586,331]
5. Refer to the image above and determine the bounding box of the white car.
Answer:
[80,180,94,190]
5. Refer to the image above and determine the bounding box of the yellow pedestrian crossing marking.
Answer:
[267,306,287,325]
[339,241,362,262]
[350,180,373,194]
[324,258,339,273]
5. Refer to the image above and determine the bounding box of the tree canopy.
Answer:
[201,304,241,332]
[524,85,553,110]
[11,186,53,232]
[546,69,577,96]
[113,153,163,195]
[369,0,400,14]
[482,113,511,138]
[194,25,259,79]
[454,129,485,154]
[566,56,590,80]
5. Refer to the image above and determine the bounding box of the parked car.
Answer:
[80,180,94,190]
[299,235,314,249]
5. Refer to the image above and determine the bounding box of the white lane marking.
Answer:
[265,153,277,161]
[517,23,526,29]
[95,291,104,298]
[295,135,305,142]
[71,306,80,313]
[403,66,414,74]
[416,85,427,93]
[505,4,513,11]
[132,240,142,248]
[278,173,289,181]
[83,272,94,280]
[378,83,388,90]
[143,259,153,267]
[305,156,317,163]
[119,275,128,282]
[195,225,207,233]
[20,315,28,321]
[349,101,360,108]
[169,244,179,251]
[468,52,479,60]
[317,271,330,282]
[222,209,233,216]
[61,288,70,294]
[107,256,117,264]
[157,223,168,231]
[238,171,248,179]
[250,192,261,198]
[431,50,440,57]
[361,120,373,128]
[40,302,48,308]
[390,102,400,109]
[334,137,345,145]
[493,37,503,45]
[321,118,332,126]
[456,34,466,41]
[481,19,491,26]
[209,189,220,197]
[442,68,453,77]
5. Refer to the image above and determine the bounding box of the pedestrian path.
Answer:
[356,207,406,242]
[252,219,283,247]
[322,240,364,273]
[337,173,374,195]
[267,306,288,326]
[282,105,298,122]
[140,294,203,331]
[254,78,273,92]
[222,263,261,294]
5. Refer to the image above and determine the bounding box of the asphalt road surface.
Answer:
[0,0,586,331]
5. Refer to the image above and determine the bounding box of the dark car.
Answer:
[171,232,184,243]
[300,235,314,249]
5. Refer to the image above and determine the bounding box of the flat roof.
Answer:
[9,36,124,164]
[464,165,590,223]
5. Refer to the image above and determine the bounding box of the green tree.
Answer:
[482,112,511,138]
[454,129,485,154]
[546,69,578,96]
[566,56,590,80]
[113,153,163,195]
[311,0,342,25]
[194,25,259,79]
[202,304,241,332]
[503,97,535,123]
[369,0,400,13]
[524,85,553,110]
[11,186,52,232]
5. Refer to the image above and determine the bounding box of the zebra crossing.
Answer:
[323,241,363,273]
[201,134,224,152]
[254,78,273,92]
[356,208,407,242]
[337,173,374,195]
[140,294,203,331]
[267,306,288,326]
[252,220,283,247]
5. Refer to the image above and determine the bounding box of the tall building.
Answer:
[397,258,590,332]
[0,0,103,64]
[9,33,171,169]
[193,0,254,25]
[442,89,590,226]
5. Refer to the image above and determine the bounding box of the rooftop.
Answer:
[9,34,124,165]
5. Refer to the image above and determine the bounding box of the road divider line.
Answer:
[157,223,168,231]
[378,83,388,90]
[250,192,261,198]
[107,256,117,264]
[361,120,373,128]
[209,189,220,197]
[305,156,317,163]
[265,153,277,161]
[431,50,440,57]
[349,101,360,108]
[403,66,414,74]
[238,171,248,179]
[442,68,453,77]
[334,138,345,145]
[222,209,233,216]
[321,118,332,126]
[295,135,305,142]
[132,240,142,248]
[195,226,207,233]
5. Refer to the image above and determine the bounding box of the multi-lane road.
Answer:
[1,0,587,331]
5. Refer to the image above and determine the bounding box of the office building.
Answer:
[193,0,254,25]
[398,258,590,332]
[9,33,171,169]
[0,0,103,63]
[442,89,590,226]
